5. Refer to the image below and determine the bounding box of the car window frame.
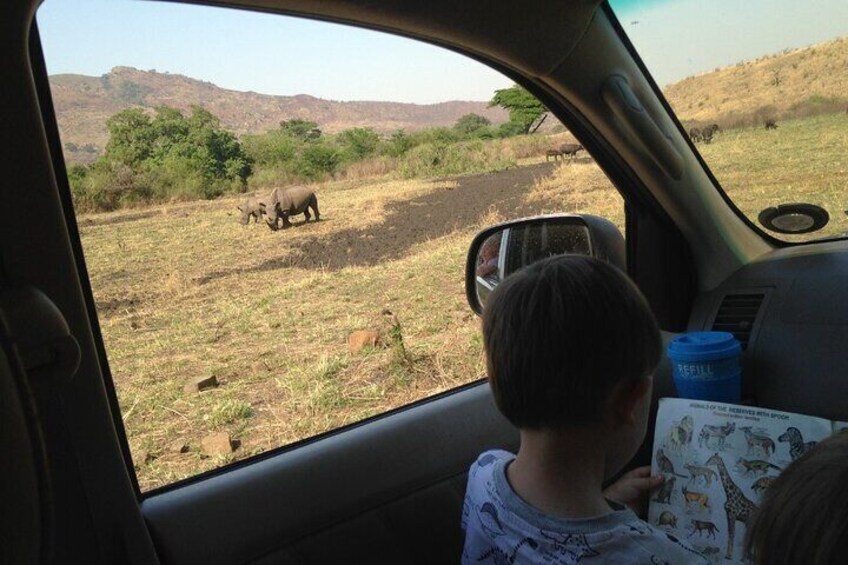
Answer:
[31,0,696,497]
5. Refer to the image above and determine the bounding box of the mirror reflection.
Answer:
[474,221,592,307]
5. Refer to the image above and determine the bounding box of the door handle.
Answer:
[0,286,81,383]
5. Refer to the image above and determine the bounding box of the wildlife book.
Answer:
[646,397,848,563]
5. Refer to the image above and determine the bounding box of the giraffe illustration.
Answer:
[705,453,758,560]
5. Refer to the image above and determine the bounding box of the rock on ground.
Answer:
[183,374,219,394]
[201,432,234,457]
[348,330,380,353]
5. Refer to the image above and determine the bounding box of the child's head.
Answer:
[744,430,848,564]
[482,254,660,439]
[480,235,500,261]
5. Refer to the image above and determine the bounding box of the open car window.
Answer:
[36,0,624,492]
[609,0,848,243]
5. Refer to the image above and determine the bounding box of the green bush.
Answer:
[397,139,514,179]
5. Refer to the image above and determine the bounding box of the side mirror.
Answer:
[465,214,625,314]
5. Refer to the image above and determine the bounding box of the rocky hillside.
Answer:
[50,66,509,163]
[663,36,848,128]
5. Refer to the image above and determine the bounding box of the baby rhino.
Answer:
[265,185,320,231]
[237,195,268,225]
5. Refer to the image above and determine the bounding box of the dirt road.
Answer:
[250,161,558,273]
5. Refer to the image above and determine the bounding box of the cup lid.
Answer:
[667,331,742,362]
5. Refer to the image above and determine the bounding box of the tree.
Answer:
[299,144,340,179]
[489,85,547,134]
[104,108,156,166]
[280,118,322,141]
[336,127,380,160]
[453,113,491,136]
[91,105,252,209]
[385,130,414,157]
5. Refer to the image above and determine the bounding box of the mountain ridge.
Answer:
[50,66,510,163]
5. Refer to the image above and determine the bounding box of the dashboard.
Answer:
[688,241,848,420]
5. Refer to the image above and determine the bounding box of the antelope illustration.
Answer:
[698,422,735,450]
[681,485,710,511]
[740,426,776,457]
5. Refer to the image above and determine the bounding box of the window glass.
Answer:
[610,0,848,242]
[37,0,623,491]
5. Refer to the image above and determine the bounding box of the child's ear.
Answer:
[613,376,652,425]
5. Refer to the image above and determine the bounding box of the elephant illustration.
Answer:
[264,185,320,230]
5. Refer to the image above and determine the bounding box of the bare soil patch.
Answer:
[199,162,558,282]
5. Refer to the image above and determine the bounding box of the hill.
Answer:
[663,36,848,128]
[50,66,510,163]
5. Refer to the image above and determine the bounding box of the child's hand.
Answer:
[603,466,664,517]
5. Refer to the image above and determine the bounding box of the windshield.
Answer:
[609,0,848,243]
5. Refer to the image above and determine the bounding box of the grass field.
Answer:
[701,113,848,241]
[79,151,620,490]
[77,114,845,490]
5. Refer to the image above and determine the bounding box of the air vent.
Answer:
[711,293,765,350]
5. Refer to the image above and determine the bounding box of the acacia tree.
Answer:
[279,118,322,141]
[489,85,547,134]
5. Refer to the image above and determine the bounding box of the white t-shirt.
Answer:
[461,450,709,564]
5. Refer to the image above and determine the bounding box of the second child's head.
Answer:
[482,255,660,470]
[744,430,848,564]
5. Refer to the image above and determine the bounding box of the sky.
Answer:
[37,0,848,103]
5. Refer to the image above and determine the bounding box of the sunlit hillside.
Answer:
[663,36,848,127]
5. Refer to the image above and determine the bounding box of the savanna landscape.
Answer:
[61,37,848,490]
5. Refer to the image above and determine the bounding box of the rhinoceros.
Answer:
[237,195,267,225]
[264,185,320,230]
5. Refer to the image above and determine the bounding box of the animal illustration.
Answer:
[558,143,584,158]
[475,537,538,564]
[740,426,775,457]
[237,195,267,224]
[656,449,687,477]
[778,427,817,461]
[665,415,694,452]
[657,510,678,529]
[700,546,720,558]
[539,531,599,562]
[688,519,719,539]
[684,463,717,487]
[751,475,778,495]
[706,453,758,560]
[765,118,778,130]
[479,502,504,538]
[653,475,676,504]
[736,458,782,477]
[264,185,320,230]
[681,485,710,511]
[545,148,562,162]
[698,422,735,450]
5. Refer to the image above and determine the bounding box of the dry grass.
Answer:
[525,159,625,231]
[77,114,845,491]
[664,36,848,127]
[81,175,511,490]
[699,113,848,242]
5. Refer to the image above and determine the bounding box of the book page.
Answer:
[647,398,832,563]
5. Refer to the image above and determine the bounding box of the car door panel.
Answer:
[142,382,517,564]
